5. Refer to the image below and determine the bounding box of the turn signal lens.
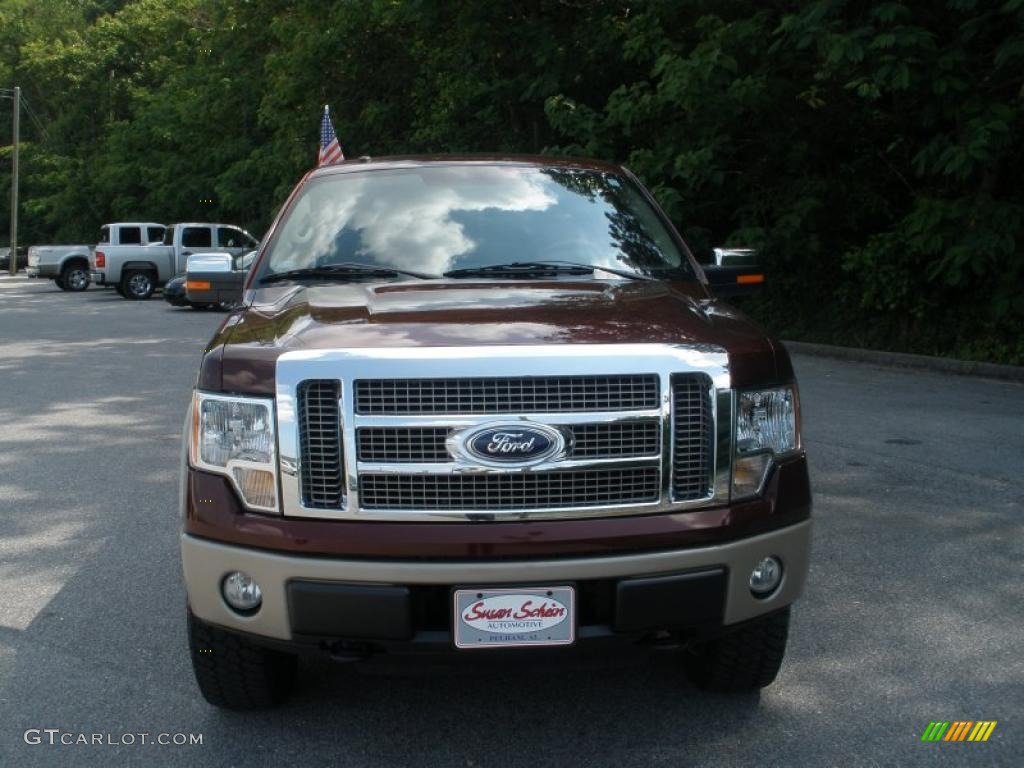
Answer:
[186,280,212,291]
[732,453,772,497]
[231,466,276,509]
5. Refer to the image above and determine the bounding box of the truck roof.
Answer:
[306,153,626,180]
[101,222,166,228]
[165,222,247,228]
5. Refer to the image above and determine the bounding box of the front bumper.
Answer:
[181,520,811,646]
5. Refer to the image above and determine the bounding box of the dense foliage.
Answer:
[1,0,1021,362]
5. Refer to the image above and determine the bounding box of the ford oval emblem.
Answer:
[457,422,564,466]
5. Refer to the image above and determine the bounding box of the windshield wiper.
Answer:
[260,262,431,284]
[442,261,649,280]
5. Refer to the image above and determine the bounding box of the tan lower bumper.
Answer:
[181,520,812,641]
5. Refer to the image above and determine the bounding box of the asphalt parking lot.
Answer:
[0,274,1020,767]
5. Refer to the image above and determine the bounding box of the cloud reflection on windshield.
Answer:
[271,167,556,275]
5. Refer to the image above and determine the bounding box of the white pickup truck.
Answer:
[91,222,258,299]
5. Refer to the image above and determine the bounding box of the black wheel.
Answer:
[60,264,90,292]
[187,610,297,710]
[114,283,126,297]
[683,607,790,692]
[121,270,155,300]
[53,277,70,291]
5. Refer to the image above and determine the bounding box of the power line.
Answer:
[20,94,50,143]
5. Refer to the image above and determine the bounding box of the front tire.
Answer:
[121,270,155,300]
[60,264,90,292]
[187,610,297,710]
[683,607,790,692]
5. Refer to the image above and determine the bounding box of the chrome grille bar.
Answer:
[356,421,660,463]
[355,374,660,414]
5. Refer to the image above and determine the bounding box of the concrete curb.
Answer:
[782,340,1024,383]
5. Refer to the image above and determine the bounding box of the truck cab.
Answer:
[180,156,811,710]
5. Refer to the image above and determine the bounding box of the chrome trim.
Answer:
[276,344,731,522]
[353,411,663,427]
[713,389,734,505]
[357,456,660,475]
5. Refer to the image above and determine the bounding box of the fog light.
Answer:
[222,571,262,612]
[749,556,783,597]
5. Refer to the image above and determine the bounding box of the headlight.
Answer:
[189,391,278,513]
[732,386,799,498]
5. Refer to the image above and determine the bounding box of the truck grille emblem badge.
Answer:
[452,422,565,466]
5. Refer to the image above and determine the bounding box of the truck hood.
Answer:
[207,279,786,395]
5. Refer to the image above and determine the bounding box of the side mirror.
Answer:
[703,248,764,298]
[186,252,245,305]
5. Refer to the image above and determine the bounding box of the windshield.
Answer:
[259,166,695,280]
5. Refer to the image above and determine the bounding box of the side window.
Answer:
[182,227,212,248]
[163,226,175,246]
[119,226,142,245]
[217,227,243,248]
[99,226,110,245]
[147,227,165,244]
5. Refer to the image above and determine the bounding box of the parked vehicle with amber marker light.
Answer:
[180,155,810,710]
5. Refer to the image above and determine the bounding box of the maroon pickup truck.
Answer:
[180,155,811,710]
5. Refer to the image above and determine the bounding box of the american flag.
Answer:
[318,105,344,166]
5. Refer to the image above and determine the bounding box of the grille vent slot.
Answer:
[671,374,713,500]
[359,468,660,510]
[298,379,344,509]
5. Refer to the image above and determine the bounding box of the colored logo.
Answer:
[921,721,997,742]
[461,593,569,634]
[455,422,564,466]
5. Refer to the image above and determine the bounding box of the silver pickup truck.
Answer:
[27,223,165,291]
[91,222,257,299]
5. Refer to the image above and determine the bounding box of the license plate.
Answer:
[453,586,575,649]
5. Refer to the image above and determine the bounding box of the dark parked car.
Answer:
[0,246,28,271]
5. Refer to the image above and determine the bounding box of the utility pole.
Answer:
[8,85,19,276]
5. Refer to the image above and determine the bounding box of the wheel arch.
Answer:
[59,254,91,271]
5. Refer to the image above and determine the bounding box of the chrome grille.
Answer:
[277,344,730,522]
[570,421,659,458]
[359,468,660,510]
[355,375,659,414]
[357,427,451,462]
[672,374,713,500]
[298,380,344,508]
